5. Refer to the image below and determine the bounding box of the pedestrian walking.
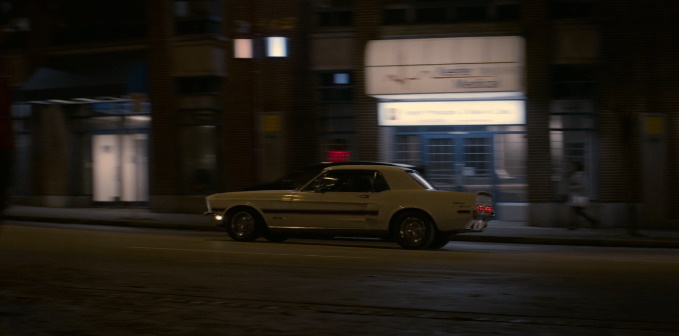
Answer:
[567,162,598,230]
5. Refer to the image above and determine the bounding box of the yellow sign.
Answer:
[262,114,282,132]
[645,116,663,135]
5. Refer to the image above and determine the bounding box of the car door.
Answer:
[291,169,383,230]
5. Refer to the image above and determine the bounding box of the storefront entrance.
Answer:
[393,127,527,204]
[424,134,494,192]
[92,133,148,203]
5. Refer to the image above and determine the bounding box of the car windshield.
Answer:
[407,170,437,190]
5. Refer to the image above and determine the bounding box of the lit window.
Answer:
[334,73,350,84]
[267,37,288,57]
[234,39,253,58]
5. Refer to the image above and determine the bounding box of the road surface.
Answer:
[1,221,678,335]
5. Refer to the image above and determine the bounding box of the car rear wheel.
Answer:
[393,211,436,250]
[225,209,262,242]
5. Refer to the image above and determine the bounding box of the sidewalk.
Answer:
[3,205,679,248]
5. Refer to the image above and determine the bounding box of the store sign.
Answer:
[366,36,524,96]
[378,100,525,126]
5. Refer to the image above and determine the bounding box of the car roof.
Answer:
[317,161,416,168]
[323,164,413,172]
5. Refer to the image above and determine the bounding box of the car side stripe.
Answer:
[262,209,379,216]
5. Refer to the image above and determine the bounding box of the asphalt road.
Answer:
[1,221,678,335]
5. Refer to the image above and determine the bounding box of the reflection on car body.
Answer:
[205,164,493,250]
[242,161,424,191]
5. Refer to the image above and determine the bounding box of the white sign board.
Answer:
[367,63,522,95]
[378,100,525,126]
[366,36,524,96]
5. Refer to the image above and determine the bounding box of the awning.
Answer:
[19,51,147,102]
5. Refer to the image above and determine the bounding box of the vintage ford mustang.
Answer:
[204,165,493,250]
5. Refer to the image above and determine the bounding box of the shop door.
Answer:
[424,134,494,193]
[93,134,148,203]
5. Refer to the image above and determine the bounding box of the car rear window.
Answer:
[406,170,436,190]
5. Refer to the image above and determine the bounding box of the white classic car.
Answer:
[205,165,494,250]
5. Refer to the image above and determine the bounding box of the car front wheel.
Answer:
[393,211,436,250]
[225,209,262,242]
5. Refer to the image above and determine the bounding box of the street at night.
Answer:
[1,221,678,335]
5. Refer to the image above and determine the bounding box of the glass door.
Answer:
[92,133,148,203]
[424,134,495,194]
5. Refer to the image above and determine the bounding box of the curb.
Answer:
[3,215,218,232]
[5,215,679,249]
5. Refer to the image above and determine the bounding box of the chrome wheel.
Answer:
[226,209,261,242]
[394,212,435,250]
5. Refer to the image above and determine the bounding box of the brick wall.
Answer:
[147,0,179,196]
[353,1,380,161]
[523,0,553,203]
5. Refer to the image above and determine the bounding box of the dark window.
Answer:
[317,11,353,26]
[305,170,379,193]
[457,6,487,21]
[315,0,353,27]
[383,8,408,24]
[319,72,353,102]
[415,6,447,23]
[175,18,221,35]
[176,76,222,94]
[52,0,146,44]
[551,65,595,99]
[550,1,595,19]
[497,4,520,20]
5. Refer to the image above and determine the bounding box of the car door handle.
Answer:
[359,194,369,198]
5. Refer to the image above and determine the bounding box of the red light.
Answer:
[476,205,484,213]
[485,206,493,213]
[328,151,350,162]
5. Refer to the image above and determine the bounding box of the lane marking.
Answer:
[128,246,367,259]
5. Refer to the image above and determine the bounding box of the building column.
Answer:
[353,1,380,161]
[147,0,180,212]
[523,1,554,226]
[33,104,70,207]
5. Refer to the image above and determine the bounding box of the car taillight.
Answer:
[475,204,493,214]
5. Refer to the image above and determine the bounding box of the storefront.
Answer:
[366,36,526,220]
[12,51,150,207]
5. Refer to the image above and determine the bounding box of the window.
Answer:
[181,126,217,194]
[174,0,223,35]
[315,0,353,26]
[393,135,421,166]
[176,76,222,94]
[496,4,520,20]
[383,7,408,25]
[175,18,221,35]
[551,65,595,99]
[234,39,253,58]
[266,37,288,57]
[393,126,527,202]
[304,170,381,193]
[381,0,519,25]
[415,6,447,23]
[457,6,488,22]
[10,104,32,196]
[550,1,595,20]
[317,71,354,161]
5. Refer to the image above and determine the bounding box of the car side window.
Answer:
[304,170,381,193]
[372,172,390,192]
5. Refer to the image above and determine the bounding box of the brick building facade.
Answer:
[3,0,678,228]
